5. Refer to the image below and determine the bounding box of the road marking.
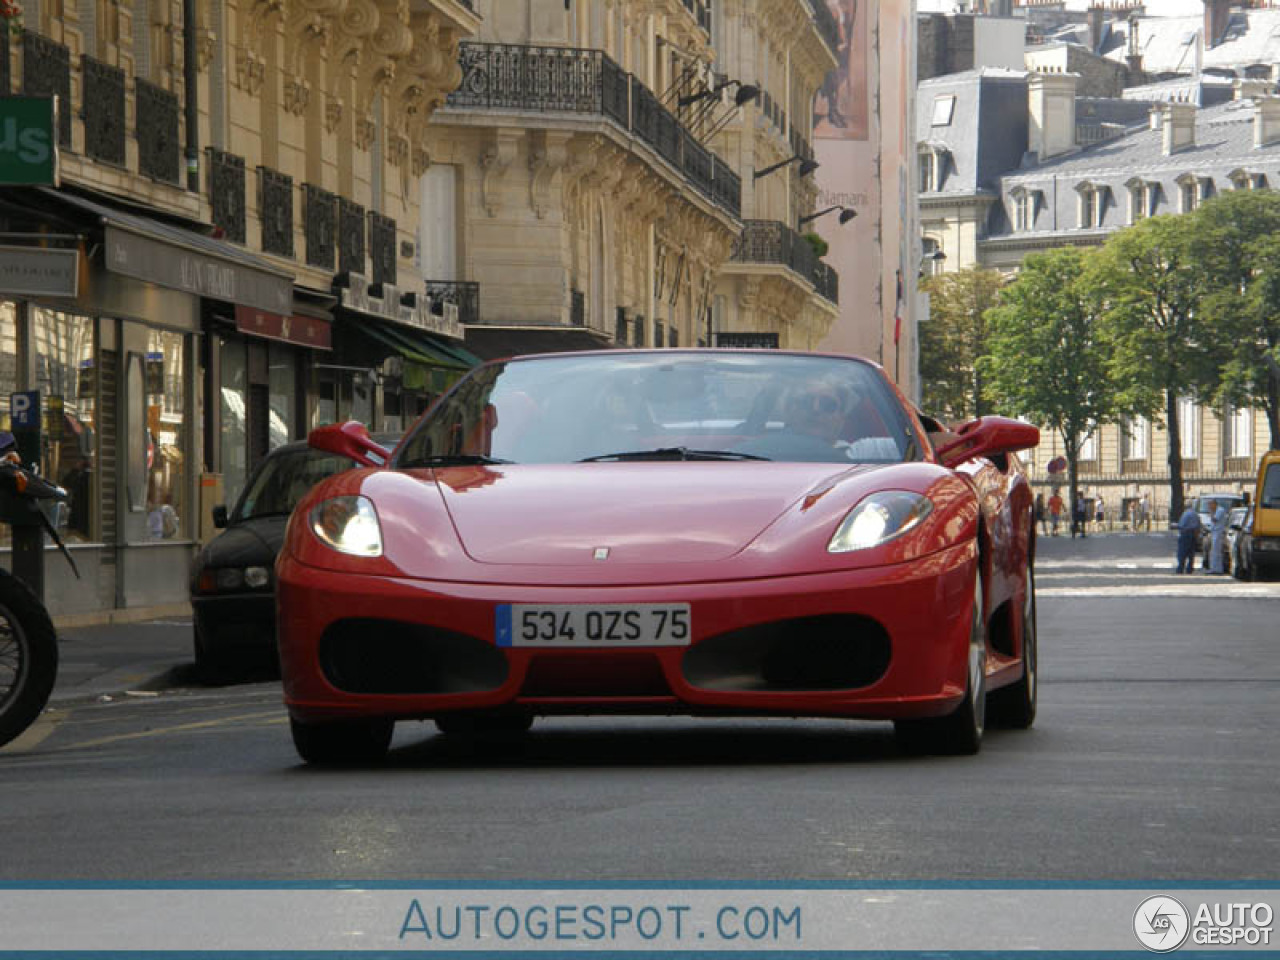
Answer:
[0,708,68,754]
[1041,585,1280,598]
[57,709,284,751]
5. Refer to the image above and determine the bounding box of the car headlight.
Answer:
[828,491,934,553]
[309,495,383,557]
[215,567,244,591]
[243,565,271,588]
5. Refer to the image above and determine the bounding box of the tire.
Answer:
[989,563,1037,730]
[193,623,238,685]
[289,717,394,765]
[0,573,59,750]
[895,570,986,756]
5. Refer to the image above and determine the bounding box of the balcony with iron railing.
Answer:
[446,43,741,220]
[804,0,842,59]
[730,220,839,305]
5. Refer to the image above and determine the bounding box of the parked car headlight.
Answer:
[828,491,934,553]
[243,566,271,588]
[309,495,383,557]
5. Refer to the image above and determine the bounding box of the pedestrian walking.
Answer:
[1141,493,1152,531]
[1095,495,1105,530]
[1072,493,1087,538]
[1208,499,1229,574]
[1048,489,1063,536]
[1176,501,1200,573]
[1035,493,1048,536]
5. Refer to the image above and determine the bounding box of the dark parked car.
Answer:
[1233,506,1257,582]
[190,434,399,680]
[1194,492,1246,571]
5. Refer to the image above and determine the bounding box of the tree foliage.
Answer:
[981,247,1117,511]
[918,268,1004,422]
[1188,189,1280,448]
[1092,215,1226,518]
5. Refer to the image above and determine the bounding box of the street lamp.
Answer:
[798,205,856,228]
[678,78,761,109]
[754,155,820,180]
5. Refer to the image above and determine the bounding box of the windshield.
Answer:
[396,352,923,467]
[233,449,353,522]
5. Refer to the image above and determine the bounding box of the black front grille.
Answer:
[319,619,508,695]
[682,615,891,692]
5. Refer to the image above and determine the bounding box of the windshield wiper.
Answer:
[579,447,770,462]
[399,454,514,468]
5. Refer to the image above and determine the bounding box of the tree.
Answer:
[981,247,1118,518]
[1188,189,1280,449]
[1093,215,1226,519]
[918,268,1004,422]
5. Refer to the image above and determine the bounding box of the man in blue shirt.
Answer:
[1207,500,1229,574]
[1176,501,1201,574]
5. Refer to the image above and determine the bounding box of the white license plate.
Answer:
[496,603,692,648]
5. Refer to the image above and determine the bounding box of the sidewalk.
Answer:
[52,617,199,704]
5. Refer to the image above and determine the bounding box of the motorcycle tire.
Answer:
[0,572,59,749]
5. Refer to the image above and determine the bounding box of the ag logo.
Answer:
[1134,895,1190,952]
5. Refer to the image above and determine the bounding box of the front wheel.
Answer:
[989,563,1037,729]
[0,573,59,749]
[895,570,986,755]
[289,717,394,765]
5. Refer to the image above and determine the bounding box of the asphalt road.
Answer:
[1,531,1276,882]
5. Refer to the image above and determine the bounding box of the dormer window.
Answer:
[1176,173,1212,212]
[1010,186,1042,232]
[1076,181,1109,229]
[1229,168,1267,191]
[1126,177,1157,223]
[917,144,951,193]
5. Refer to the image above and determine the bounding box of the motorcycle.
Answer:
[0,431,78,749]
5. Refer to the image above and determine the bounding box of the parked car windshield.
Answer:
[233,449,353,522]
[395,352,924,466]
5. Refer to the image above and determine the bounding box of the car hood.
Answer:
[429,463,878,565]
[197,516,288,569]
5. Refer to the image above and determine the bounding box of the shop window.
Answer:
[220,339,248,509]
[268,342,296,450]
[32,308,97,544]
[145,328,188,540]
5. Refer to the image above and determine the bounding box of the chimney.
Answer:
[1161,102,1196,155]
[1235,78,1270,101]
[1126,15,1144,81]
[1088,5,1105,53]
[1029,71,1079,161]
[1255,97,1280,148]
[1204,0,1231,50]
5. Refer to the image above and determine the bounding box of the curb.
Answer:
[53,602,193,631]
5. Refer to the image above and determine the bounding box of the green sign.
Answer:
[0,96,59,186]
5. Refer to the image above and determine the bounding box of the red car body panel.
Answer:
[276,351,1038,732]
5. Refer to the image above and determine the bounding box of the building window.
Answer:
[26,309,98,545]
[1177,396,1199,459]
[1127,179,1154,223]
[919,151,937,192]
[921,237,944,277]
[1122,416,1149,460]
[1013,191,1030,231]
[1226,404,1252,459]
[1229,169,1265,191]
[1079,429,1098,462]
[145,329,188,541]
[931,95,956,126]
[1077,183,1107,228]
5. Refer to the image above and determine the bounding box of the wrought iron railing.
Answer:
[208,148,246,244]
[806,0,842,58]
[369,212,397,286]
[258,167,294,257]
[21,32,72,146]
[447,43,741,220]
[136,79,180,184]
[731,220,840,305]
[427,281,480,326]
[304,183,337,270]
[338,197,366,276]
[82,56,126,165]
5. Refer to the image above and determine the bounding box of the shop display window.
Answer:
[144,329,188,540]
[220,339,248,508]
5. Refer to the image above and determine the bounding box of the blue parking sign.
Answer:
[10,391,40,429]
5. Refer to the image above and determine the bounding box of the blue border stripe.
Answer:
[0,952,1264,959]
[496,605,512,647]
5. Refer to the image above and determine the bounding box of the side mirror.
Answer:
[308,420,390,468]
[936,416,1040,469]
[212,504,228,529]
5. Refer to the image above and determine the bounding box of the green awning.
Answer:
[360,320,472,372]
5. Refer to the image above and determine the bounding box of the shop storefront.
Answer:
[0,186,294,617]
[329,279,480,435]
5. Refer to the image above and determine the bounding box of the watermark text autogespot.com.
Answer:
[398,899,803,946]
